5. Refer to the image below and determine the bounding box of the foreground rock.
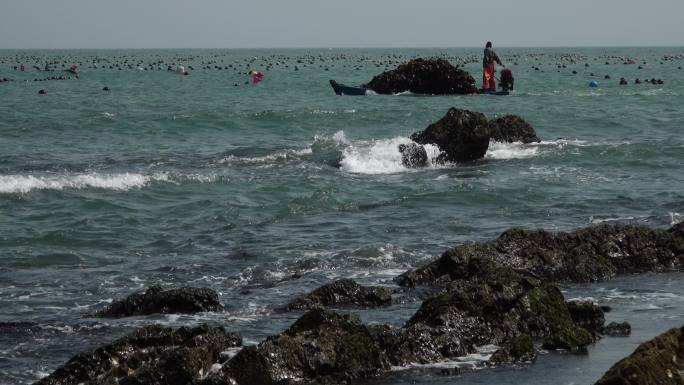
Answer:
[595,326,684,385]
[398,223,684,287]
[36,324,241,385]
[366,58,477,95]
[201,309,389,385]
[93,286,223,317]
[488,115,541,143]
[410,108,491,163]
[284,279,392,310]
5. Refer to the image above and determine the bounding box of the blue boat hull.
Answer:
[330,80,368,96]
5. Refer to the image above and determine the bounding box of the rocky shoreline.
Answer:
[35,222,683,385]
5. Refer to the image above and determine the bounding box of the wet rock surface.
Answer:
[366,58,477,95]
[594,326,684,385]
[201,309,389,385]
[397,223,684,287]
[410,108,491,163]
[35,324,241,385]
[488,115,541,143]
[398,143,428,168]
[284,278,392,310]
[37,223,684,385]
[93,286,223,317]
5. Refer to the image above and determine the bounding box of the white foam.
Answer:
[589,216,635,224]
[0,173,169,194]
[669,212,682,226]
[485,141,539,160]
[391,344,498,371]
[339,137,440,175]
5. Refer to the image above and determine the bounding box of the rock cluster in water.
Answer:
[365,58,478,95]
[35,223,684,385]
[400,108,541,166]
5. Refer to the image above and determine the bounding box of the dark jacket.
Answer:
[483,47,503,68]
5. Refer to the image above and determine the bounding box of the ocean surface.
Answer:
[0,47,683,385]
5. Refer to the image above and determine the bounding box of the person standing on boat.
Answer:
[483,41,504,91]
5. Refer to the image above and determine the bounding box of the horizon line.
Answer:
[1,44,683,51]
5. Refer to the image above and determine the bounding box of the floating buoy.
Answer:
[38,89,47,94]
[589,80,599,88]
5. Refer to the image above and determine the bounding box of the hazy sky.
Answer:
[1,0,683,49]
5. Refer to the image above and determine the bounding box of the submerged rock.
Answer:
[36,324,241,385]
[202,309,389,385]
[398,143,428,168]
[488,115,541,143]
[594,326,684,385]
[93,286,223,317]
[602,321,632,337]
[397,223,684,287]
[366,58,477,95]
[410,108,491,163]
[284,278,392,310]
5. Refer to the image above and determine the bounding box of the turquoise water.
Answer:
[1,47,683,384]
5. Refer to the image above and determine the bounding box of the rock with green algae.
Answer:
[284,278,392,310]
[397,223,684,287]
[34,324,241,385]
[594,326,684,385]
[200,309,389,385]
[489,334,536,364]
[406,263,596,352]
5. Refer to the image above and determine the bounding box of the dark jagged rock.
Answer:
[35,324,241,385]
[397,224,684,287]
[488,115,541,143]
[202,309,389,385]
[366,58,477,95]
[594,326,684,385]
[410,108,491,163]
[284,279,392,310]
[398,143,428,168]
[602,321,632,337]
[489,334,536,364]
[370,323,474,366]
[406,261,594,352]
[93,286,223,317]
[566,300,606,333]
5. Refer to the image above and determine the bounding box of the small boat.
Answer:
[329,80,369,96]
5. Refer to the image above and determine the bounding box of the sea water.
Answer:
[0,47,683,384]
